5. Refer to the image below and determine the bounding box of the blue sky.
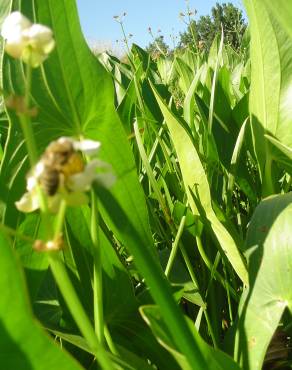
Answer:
[76,0,245,53]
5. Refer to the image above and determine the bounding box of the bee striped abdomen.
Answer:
[40,167,60,196]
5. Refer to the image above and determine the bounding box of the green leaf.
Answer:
[65,206,137,323]
[0,231,82,369]
[140,305,241,370]
[236,193,292,370]
[50,330,155,370]
[243,0,292,194]
[262,0,292,40]
[150,81,248,285]
[174,57,193,95]
[265,134,292,175]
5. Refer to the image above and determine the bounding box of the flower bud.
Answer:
[1,11,55,67]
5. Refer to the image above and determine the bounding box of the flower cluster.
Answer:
[16,137,115,213]
[1,11,55,67]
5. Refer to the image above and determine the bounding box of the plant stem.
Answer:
[18,64,38,166]
[104,324,119,355]
[165,215,186,277]
[54,199,67,238]
[196,236,238,300]
[48,253,112,370]
[19,63,52,237]
[91,190,104,344]
[18,114,38,167]
[0,223,34,243]
[263,155,275,196]
[134,120,172,224]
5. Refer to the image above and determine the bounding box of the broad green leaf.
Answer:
[184,64,204,126]
[151,82,248,285]
[157,56,175,85]
[236,193,292,370]
[174,57,193,95]
[265,134,292,175]
[262,0,292,40]
[0,231,82,370]
[14,214,49,301]
[50,330,156,370]
[140,305,240,370]
[243,0,292,194]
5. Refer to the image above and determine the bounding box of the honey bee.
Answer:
[39,138,85,196]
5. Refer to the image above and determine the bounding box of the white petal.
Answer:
[4,36,26,58]
[1,12,31,39]
[24,23,53,43]
[15,191,40,213]
[27,175,37,192]
[57,136,73,144]
[23,23,55,52]
[73,139,101,156]
[34,161,45,178]
[68,160,99,192]
[95,172,116,188]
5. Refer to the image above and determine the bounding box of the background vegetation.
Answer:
[1,0,292,369]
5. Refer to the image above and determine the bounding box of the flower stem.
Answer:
[18,113,38,167]
[48,253,112,369]
[19,64,38,166]
[54,199,67,238]
[19,63,52,237]
[91,190,104,344]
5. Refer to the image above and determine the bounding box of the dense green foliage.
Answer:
[179,2,247,51]
[1,0,292,369]
[146,2,247,55]
[146,35,169,59]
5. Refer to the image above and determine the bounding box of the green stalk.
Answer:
[20,63,52,238]
[91,190,104,344]
[165,215,186,277]
[186,1,198,53]
[263,155,275,196]
[48,254,112,370]
[0,223,34,243]
[134,120,172,224]
[18,64,38,166]
[196,236,237,300]
[54,199,67,238]
[18,114,38,166]
[104,324,119,355]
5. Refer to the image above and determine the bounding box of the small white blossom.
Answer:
[1,12,31,58]
[15,137,115,213]
[1,11,55,67]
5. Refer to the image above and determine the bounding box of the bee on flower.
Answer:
[1,11,55,67]
[16,137,115,213]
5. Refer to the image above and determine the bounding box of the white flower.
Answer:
[15,137,115,213]
[1,11,55,67]
[1,12,31,58]
[21,24,55,67]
